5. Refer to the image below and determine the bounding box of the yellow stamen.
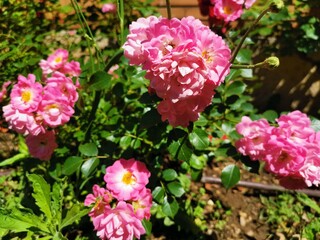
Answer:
[122,171,136,185]
[21,90,32,103]
[223,6,233,15]
[54,56,62,63]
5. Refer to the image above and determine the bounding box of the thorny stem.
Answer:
[166,0,172,19]
[230,6,271,64]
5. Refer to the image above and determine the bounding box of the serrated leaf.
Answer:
[81,157,100,178]
[60,203,89,229]
[162,169,177,181]
[0,208,49,233]
[62,156,83,175]
[221,165,240,189]
[79,143,98,157]
[162,197,179,218]
[189,128,209,150]
[27,174,52,220]
[152,186,165,203]
[88,70,112,91]
[51,182,62,226]
[167,181,185,197]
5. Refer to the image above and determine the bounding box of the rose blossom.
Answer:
[2,104,44,136]
[94,201,145,240]
[123,16,231,127]
[39,49,69,75]
[235,116,271,160]
[131,187,153,220]
[104,158,151,201]
[25,130,57,160]
[10,74,43,113]
[235,111,320,189]
[212,0,243,22]
[45,72,79,106]
[85,184,113,217]
[38,86,74,127]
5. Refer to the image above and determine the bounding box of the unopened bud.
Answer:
[270,0,284,12]
[263,56,280,70]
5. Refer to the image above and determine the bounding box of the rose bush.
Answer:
[1,0,320,239]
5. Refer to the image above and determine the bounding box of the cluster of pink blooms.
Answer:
[123,16,231,127]
[198,0,256,27]
[2,49,81,160]
[85,158,152,240]
[235,110,320,189]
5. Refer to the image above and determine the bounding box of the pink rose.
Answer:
[104,158,151,201]
[26,130,57,160]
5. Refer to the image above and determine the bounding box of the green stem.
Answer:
[230,6,271,64]
[84,49,124,142]
[71,0,101,70]
[117,0,125,45]
[231,62,265,69]
[166,0,172,19]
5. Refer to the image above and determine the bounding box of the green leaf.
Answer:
[220,165,240,189]
[62,156,83,175]
[79,143,98,156]
[297,194,320,214]
[262,110,278,122]
[167,181,185,197]
[225,81,247,97]
[168,139,192,162]
[311,118,320,132]
[142,219,152,235]
[189,128,209,150]
[162,196,179,218]
[119,136,132,148]
[81,157,100,178]
[51,182,62,226]
[88,70,112,91]
[152,186,165,203]
[27,174,52,220]
[140,108,162,129]
[162,169,178,181]
[190,155,206,170]
[60,203,89,229]
[235,49,252,64]
[0,208,49,233]
[0,153,28,167]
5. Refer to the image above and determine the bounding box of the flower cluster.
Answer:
[85,158,152,240]
[2,49,81,160]
[198,0,256,26]
[123,16,231,127]
[235,110,320,189]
